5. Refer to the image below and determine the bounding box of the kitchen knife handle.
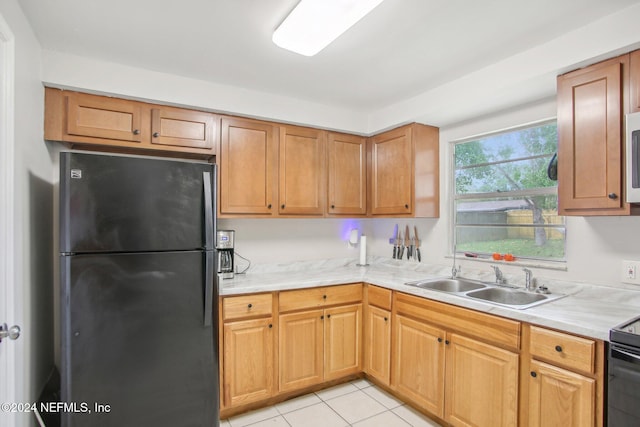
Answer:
[393,246,397,259]
[417,248,421,262]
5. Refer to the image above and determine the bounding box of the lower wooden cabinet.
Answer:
[523,324,603,427]
[219,285,605,425]
[278,309,324,391]
[527,360,595,427]
[364,305,391,385]
[392,314,445,417]
[446,333,519,427]
[223,317,275,407]
[279,304,362,391]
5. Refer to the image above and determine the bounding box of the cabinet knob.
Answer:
[133,129,140,135]
[247,303,253,309]
[445,340,450,345]
[267,204,272,209]
[323,295,327,300]
[530,371,537,378]
[281,204,285,209]
[321,315,324,320]
[437,337,443,343]
[268,324,273,329]
[608,193,618,200]
[405,204,409,209]
[327,314,331,319]
[153,132,159,138]
[555,345,563,353]
[384,317,388,322]
[331,205,335,209]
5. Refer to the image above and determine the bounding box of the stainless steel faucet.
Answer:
[491,266,505,284]
[452,245,460,278]
[523,268,533,291]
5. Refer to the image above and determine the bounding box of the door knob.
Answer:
[0,323,20,343]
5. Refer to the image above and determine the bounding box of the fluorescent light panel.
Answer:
[273,0,385,56]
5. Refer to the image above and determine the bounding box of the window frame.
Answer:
[450,119,566,264]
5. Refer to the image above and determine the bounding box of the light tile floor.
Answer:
[220,379,443,427]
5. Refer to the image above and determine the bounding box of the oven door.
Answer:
[609,343,640,425]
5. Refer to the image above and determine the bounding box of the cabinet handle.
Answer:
[384,317,388,322]
[267,204,272,209]
[153,132,159,138]
[247,303,253,309]
[331,205,335,209]
[321,315,324,320]
[445,340,450,345]
[133,129,140,135]
[608,193,618,200]
[530,371,537,378]
[281,204,285,209]
[555,345,563,353]
[268,324,273,329]
[323,295,327,300]
[405,204,409,209]
[327,314,331,319]
[437,337,443,343]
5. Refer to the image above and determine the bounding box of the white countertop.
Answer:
[219,257,640,341]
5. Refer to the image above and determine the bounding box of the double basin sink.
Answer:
[405,277,565,309]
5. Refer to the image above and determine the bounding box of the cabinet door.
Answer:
[219,117,278,215]
[369,126,413,215]
[279,126,325,215]
[528,360,595,427]
[392,314,445,418]
[445,333,518,427]
[557,56,627,214]
[327,132,366,215]
[279,309,324,392]
[364,305,391,385]
[150,107,216,153]
[66,91,143,143]
[223,317,274,407]
[324,304,362,381]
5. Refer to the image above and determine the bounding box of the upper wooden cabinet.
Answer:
[219,117,278,216]
[557,56,629,215]
[368,123,439,217]
[45,88,218,159]
[327,132,367,216]
[279,125,326,216]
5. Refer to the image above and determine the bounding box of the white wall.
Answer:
[0,2,53,426]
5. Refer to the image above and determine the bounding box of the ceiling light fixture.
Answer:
[272,0,385,57]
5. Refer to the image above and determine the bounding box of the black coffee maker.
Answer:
[216,230,235,279]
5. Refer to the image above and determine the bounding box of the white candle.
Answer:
[359,235,367,265]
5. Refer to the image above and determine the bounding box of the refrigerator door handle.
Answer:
[203,171,214,250]
[204,250,214,327]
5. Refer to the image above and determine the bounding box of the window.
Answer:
[453,121,565,261]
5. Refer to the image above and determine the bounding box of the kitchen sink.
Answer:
[405,277,565,309]
[465,287,552,308]
[408,278,488,293]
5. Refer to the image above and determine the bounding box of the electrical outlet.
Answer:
[622,260,640,285]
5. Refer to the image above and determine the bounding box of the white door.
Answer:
[0,13,20,427]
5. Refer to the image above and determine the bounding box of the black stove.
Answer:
[609,316,640,426]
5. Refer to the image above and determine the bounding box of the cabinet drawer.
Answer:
[367,285,392,310]
[279,283,363,312]
[529,326,595,374]
[223,293,273,321]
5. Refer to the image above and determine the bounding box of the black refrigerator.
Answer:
[59,152,219,427]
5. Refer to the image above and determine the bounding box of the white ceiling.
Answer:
[17,0,640,129]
